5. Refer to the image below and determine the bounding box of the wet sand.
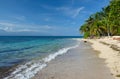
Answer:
[33,41,114,79]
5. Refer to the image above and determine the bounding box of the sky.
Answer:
[0,0,110,36]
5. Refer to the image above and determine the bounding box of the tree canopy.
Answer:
[79,0,120,38]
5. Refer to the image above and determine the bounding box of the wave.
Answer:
[4,44,79,79]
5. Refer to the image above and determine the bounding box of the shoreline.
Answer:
[82,38,120,79]
[2,38,118,79]
[3,41,79,79]
[33,40,114,79]
[0,60,26,79]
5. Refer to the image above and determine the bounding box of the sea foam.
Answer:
[4,44,78,79]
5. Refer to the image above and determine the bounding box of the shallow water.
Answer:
[0,36,81,79]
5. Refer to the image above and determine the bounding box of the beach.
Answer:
[0,0,119,79]
[32,40,114,79]
[1,37,119,79]
[83,37,120,79]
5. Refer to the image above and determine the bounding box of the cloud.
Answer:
[0,26,36,32]
[0,22,54,33]
[43,25,53,29]
[41,4,84,18]
[14,16,26,21]
[43,6,84,18]
[0,22,15,27]
[56,7,84,18]
[0,27,10,32]
[73,7,84,17]
[44,18,51,22]
[0,21,80,36]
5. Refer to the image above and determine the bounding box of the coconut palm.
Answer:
[79,0,120,38]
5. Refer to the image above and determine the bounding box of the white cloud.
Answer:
[0,22,54,33]
[41,4,84,18]
[56,7,84,18]
[73,7,84,18]
[0,22,15,27]
[11,29,38,32]
[0,26,13,32]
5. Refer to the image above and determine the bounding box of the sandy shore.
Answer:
[83,37,120,79]
[33,41,114,79]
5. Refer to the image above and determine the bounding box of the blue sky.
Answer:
[0,0,109,36]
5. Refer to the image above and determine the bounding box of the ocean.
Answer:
[0,36,82,79]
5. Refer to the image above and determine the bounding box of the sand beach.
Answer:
[33,40,114,79]
[82,36,120,79]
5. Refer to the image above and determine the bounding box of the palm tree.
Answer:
[79,0,120,38]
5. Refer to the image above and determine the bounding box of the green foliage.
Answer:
[84,32,90,38]
[79,0,120,38]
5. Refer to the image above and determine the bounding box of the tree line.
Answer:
[79,0,120,38]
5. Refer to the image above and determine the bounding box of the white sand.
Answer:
[33,41,114,79]
[83,37,120,79]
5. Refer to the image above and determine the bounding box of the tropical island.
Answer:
[0,0,120,79]
[79,0,120,79]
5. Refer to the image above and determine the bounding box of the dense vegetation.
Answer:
[79,0,120,38]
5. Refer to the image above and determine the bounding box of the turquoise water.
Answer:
[0,36,81,79]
